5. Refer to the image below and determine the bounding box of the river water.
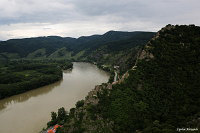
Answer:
[0,62,109,133]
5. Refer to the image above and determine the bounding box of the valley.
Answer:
[0,62,109,133]
[0,25,199,133]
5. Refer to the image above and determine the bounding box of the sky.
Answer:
[0,0,199,40]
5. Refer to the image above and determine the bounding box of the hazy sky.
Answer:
[0,0,199,40]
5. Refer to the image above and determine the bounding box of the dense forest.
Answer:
[97,25,200,132]
[0,31,154,59]
[46,25,200,133]
[0,31,154,73]
[0,60,72,99]
[0,31,154,99]
[1,25,199,132]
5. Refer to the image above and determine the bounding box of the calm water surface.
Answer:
[0,62,109,133]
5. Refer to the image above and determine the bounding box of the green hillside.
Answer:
[48,25,200,133]
[86,32,154,74]
[97,24,200,132]
[49,47,72,59]
[0,31,155,99]
[0,31,155,61]
[27,48,46,59]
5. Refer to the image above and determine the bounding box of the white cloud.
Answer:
[0,20,161,40]
[0,0,199,40]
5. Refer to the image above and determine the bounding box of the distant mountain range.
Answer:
[0,31,155,61]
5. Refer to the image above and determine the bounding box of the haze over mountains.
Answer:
[0,31,155,61]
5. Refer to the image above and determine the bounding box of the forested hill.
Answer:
[47,25,200,133]
[0,31,155,60]
[0,30,155,99]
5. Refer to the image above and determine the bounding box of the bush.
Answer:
[76,100,84,108]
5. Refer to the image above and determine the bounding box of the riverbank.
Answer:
[0,60,73,100]
[0,62,109,133]
[43,67,128,132]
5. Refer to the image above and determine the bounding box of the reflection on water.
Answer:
[0,80,63,111]
[0,62,109,133]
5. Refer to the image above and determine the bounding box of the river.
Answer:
[0,62,109,133]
